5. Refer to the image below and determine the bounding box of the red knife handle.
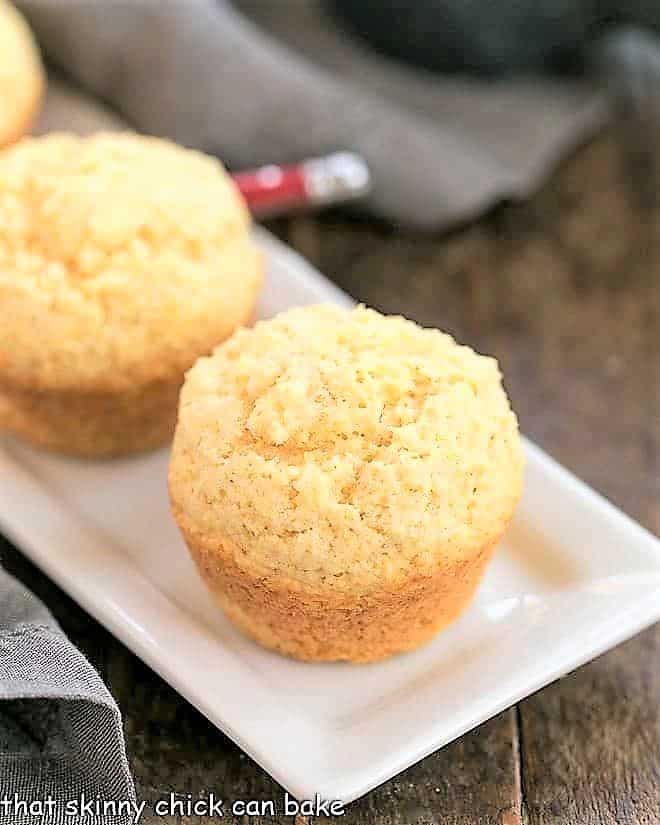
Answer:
[232,153,370,218]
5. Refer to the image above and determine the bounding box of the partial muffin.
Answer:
[0,1,44,146]
[169,305,524,663]
[0,133,262,457]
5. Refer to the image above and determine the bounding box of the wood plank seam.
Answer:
[501,706,525,825]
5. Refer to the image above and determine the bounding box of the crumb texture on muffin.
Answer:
[0,1,44,146]
[170,305,524,595]
[0,132,261,391]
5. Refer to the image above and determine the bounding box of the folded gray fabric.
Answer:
[16,0,610,230]
[0,566,135,825]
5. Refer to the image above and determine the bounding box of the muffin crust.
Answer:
[0,133,262,455]
[0,1,44,147]
[170,305,524,661]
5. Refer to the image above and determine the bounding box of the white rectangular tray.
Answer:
[1,228,659,804]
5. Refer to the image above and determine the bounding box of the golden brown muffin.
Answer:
[169,305,524,662]
[0,1,44,147]
[0,133,262,457]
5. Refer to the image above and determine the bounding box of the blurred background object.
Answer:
[329,0,595,75]
[328,0,660,76]
[18,0,660,228]
[233,153,371,218]
[18,0,607,230]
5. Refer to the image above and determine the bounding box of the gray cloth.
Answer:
[0,566,135,824]
[16,0,611,230]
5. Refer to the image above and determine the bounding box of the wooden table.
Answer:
[1,128,658,823]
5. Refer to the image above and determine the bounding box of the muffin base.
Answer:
[173,504,503,663]
[0,377,182,458]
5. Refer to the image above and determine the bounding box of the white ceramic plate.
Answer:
[1,228,659,804]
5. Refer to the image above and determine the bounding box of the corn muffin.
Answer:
[0,133,262,457]
[169,305,524,662]
[0,1,44,147]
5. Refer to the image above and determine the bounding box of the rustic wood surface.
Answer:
[1,126,659,823]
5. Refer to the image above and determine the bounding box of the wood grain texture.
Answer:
[1,125,659,823]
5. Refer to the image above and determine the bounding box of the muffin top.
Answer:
[0,133,261,391]
[170,305,524,593]
[0,1,44,146]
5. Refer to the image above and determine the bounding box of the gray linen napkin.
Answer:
[0,566,135,824]
[16,0,610,230]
